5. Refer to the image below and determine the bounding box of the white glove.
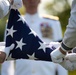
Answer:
[11,0,22,9]
[49,42,60,48]
[59,53,76,71]
[64,53,76,70]
[60,59,75,71]
[51,47,66,63]
[0,0,22,19]
[65,53,76,62]
[0,0,10,19]
[0,43,15,59]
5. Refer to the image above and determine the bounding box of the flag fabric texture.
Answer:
[6,9,56,61]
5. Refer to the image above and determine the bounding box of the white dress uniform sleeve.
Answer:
[0,0,10,19]
[0,0,22,19]
[61,0,76,51]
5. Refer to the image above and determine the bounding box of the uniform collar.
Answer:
[25,13,39,19]
[24,13,40,23]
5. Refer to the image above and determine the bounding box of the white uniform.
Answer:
[1,61,15,75]
[14,13,67,75]
[24,13,62,42]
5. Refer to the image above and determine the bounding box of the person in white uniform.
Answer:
[1,0,68,75]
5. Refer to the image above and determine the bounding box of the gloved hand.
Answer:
[0,0,22,19]
[11,0,23,9]
[64,53,76,70]
[0,42,15,60]
[60,59,75,71]
[51,47,67,63]
[59,53,76,71]
[0,0,10,19]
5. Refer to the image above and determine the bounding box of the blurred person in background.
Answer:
[1,0,68,75]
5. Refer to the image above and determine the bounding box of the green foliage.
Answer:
[58,8,71,35]
[0,15,8,41]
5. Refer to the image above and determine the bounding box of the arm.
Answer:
[0,0,10,19]
[10,0,23,9]
[51,0,76,63]
[0,0,22,19]
[60,0,76,52]
[62,0,76,50]
[0,42,14,63]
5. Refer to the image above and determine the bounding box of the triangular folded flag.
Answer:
[6,9,56,61]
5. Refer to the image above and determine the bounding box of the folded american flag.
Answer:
[6,9,56,61]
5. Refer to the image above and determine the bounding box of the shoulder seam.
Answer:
[41,14,59,20]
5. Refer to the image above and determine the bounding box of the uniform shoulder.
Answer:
[41,14,59,21]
